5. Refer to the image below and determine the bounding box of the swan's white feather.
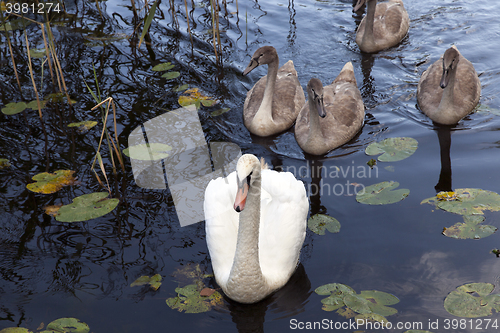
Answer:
[204,167,308,293]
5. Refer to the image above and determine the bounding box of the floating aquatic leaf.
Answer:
[44,204,63,217]
[477,104,500,117]
[131,274,162,290]
[0,18,30,32]
[443,215,496,239]
[173,84,189,92]
[307,214,341,235]
[178,88,217,109]
[365,137,418,162]
[422,188,500,215]
[210,108,231,116]
[358,290,399,316]
[344,294,372,314]
[123,143,172,161]
[26,100,47,110]
[356,181,409,205]
[45,93,77,104]
[367,158,376,167]
[315,283,355,296]
[68,121,98,132]
[55,192,119,222]
[0,328,32,333]
[354,313,390,324]
[26,170,77,194]
[0,158,11,169]
[444,283,500,318]
[172,263,212,285]
[166,284,223,313]
[161,71,180,80]
[42,318,89,333]
[2,102,27,115]
[152,62,175,71]
[29,48,46,58]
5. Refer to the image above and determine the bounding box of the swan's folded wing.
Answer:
[204,172,239,285]
[259,170,309,288]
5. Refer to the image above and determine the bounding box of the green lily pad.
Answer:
[173,84,189,92]
[356,181,409,205]
[29,48,46,58]
[68,121,98,132]
[0,18,30,32]
[42,318,89,333]
[315,283,355,296]
[365,137,418,162]
[422,188,500,215]
[178,88,217,109]
[0,158,11,169]
[307,214,341,235]
[0,328,32,333]
[443,215,496,239]
[210,108,231,116]
[358,290,399,316]
[166,284,223,313]
[444,283,500,318]
[2,102,27,115]
[55,192,119,222]
[45,93,77,104]
[161,71,180,80]
[130,274,162,290]
[152,62,175,71]
[354,313,389,324]
[344,294,372,314]
[26,170,77,194]
[26,100,47,110]
[122,143,172,161]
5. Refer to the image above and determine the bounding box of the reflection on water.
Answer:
[1,0,500,331]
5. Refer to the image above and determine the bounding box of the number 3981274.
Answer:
[5,2,62,14]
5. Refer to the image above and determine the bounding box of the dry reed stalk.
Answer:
[23,32,44,121]
[183,0,194,46]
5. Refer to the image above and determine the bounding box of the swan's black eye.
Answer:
[246,172,252,185]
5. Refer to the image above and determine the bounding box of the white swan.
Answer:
[242,46,306,137]
[204,154,308,303]
[417,45,481,125]
[354,0,410,53]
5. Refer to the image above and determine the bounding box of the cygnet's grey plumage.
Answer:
[354,0,409,53]
[242,46,305,137]
[295,62,365,155]
[417,46,481,125]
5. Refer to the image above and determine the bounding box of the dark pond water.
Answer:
[1,0,500,332]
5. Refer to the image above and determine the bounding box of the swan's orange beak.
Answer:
[234,182,249,212]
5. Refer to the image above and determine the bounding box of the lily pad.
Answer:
[130,274,162,290]
[422,188,500,215]
[166,284,223,313]
[26,100,47,110]
[443,215,497,239]
[356,181,409,205]
[365,137,418,162]
[210,108,231,116]
[2,102,27,115]
[173,84,189,92]
[178,88,217,109]
[152,62,175,71]
[444,283,500,318]
[161,71,180,80]
[122,143,172,161]
[55,192,119,222]
[26,170,77,194]
[0,158,11,169]
[68,121,98,132]
[29,48,46,58]
[0,328,32,333]
[44,204,63,217]
[0,18,30,32]
[42,318,89,333]
[307,214,341,235]
[477,104,500,117]
[354,313,390,325]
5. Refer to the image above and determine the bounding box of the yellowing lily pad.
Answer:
[178,88,217,109]
[26,170,77,194]
[130,274,162,290]
[55,192,119,222]
[122,143,172,161]
[68,121,98,133]
[44,204,63,217]
[166,284,223,313]
[422,188,500,215]
[161,71,180,80]
[444,283,500,318]
[42,318,89,333]
[365,137,418,162]
[0,158,11,169]
[307,214,341,235]
[2,102,27,115]
[356,181,409,205]
[152,62,175,71]
[0,328,32,333]
[443,215,497,239]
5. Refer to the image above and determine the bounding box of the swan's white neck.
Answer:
[225,165,271,303]
[251,59,279,129]
[362,0,377,50]
[305,99,325,152]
